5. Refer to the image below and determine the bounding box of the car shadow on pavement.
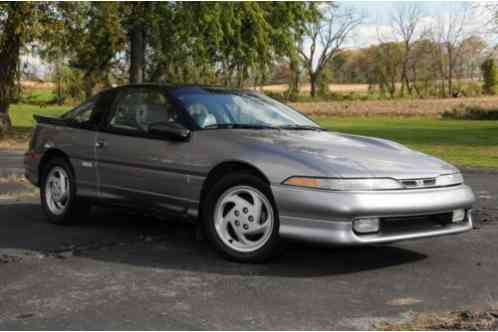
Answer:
[0,202,427,278]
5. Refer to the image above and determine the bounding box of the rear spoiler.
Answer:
[33,115,68,126]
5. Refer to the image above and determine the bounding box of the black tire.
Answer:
[40,157,91,225]
[202,171,280,263]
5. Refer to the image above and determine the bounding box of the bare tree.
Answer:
[459,36,487,81]
[429,4,473,97]
[297,4,362,97]
[482,3,498,33]
[390,4,423,96]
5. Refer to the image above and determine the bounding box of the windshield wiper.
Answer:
[203,123,278,130]
[277,124,325,131]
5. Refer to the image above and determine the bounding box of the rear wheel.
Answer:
[203,172,280,262]
[40,157,90,225]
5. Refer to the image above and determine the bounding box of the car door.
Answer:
[95,87,197,214]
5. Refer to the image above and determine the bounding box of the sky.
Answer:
[337,1,496,48]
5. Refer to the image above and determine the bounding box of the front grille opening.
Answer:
[423,179,436,186]
[380,212,454,235]
[401,178,436,188]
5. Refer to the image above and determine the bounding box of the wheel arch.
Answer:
[198,160,272,220]
[38,148,73,179]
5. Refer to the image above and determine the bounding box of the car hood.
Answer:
[226,129,458,179]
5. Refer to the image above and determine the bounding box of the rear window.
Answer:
[61,97,98,124]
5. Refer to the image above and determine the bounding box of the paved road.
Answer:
[0,150,24,177]
[0,150,497,330]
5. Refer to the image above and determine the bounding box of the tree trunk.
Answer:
[0,4,28,133]
[447,47,454,97]
[56,62,63,105]
[83,72,95,99]
[288,55,300,99]
[129,23,145,84]
[0,111,12,137]
[310,73,317,98]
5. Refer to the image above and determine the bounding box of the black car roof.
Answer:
[115,83,253,94]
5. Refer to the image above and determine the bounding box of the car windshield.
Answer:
[171,87,321,130]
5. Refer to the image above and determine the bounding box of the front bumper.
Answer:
[272,184,475,245]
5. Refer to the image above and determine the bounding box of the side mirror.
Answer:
[148,122,191,141]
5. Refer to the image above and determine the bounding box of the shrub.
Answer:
[460,81,482,97]
[263,91,287,102]
[317,68,333,98]
[481,58,497,95]
[62,67,85,103]
[51,66,85,105]
[442,104,498,120]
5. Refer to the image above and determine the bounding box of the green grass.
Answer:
[19,87,58,106]
[315,117,498,169]
[9,103,69,128]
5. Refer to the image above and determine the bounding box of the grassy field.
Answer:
[9,104,68,128]
[1,103,497,169]
[317,117,498,169]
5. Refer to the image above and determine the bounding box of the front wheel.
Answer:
[203,172,280,262]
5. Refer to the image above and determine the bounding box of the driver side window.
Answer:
[109,89,178,132]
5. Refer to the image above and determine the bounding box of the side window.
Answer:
[177,96,219,128]
[109,89,178,132]
[62,98,97,124]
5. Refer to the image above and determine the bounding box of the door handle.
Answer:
[95,141,106,149]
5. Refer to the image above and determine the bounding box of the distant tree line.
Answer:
[290,4,498,99]
[328,35,493,98]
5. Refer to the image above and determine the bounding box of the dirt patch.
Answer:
[375,310,498,330]
[21,80,55,89]
[262,83,370,93]
[0,175,38,201]
[0,174,27,185]
[290,96,498,117]
[0,140,28,151]
[0,130,30,151]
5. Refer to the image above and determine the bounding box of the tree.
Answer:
[287,53,301,99]
[429,4,472,97]
[0,3,38,133]
[56,3,127,98]
[408,39,441,97]
[145,3,314,87]
[390,4,423,96]
[118,2,157,84]
[483,3,498,33]
[128,5,146,84]
[297,4,362,97]
[481,58,497,95]
[459,36,487,80]
[372,42,403,98]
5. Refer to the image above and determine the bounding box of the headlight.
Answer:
[437,173,464,187]
[283,177,403,191]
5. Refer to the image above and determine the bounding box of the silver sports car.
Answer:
[25,84,476,262]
